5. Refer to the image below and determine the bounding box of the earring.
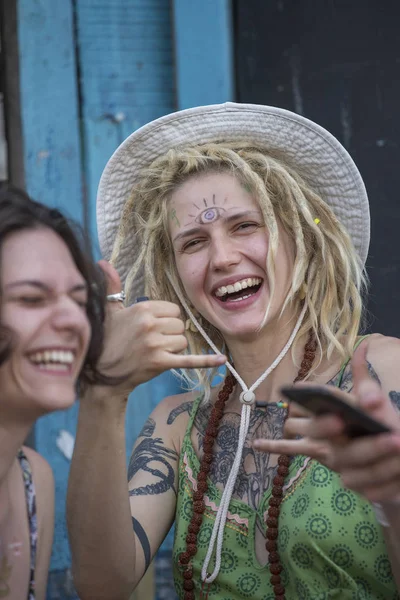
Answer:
[185,307,201,333]
[299,282,308,300]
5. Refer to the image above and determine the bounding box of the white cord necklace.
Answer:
[167,273,306,583]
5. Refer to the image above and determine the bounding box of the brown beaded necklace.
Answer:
[179,331,317,600]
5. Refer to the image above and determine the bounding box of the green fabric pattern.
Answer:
[173,388,398,599]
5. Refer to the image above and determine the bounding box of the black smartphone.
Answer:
[280,385,391,439]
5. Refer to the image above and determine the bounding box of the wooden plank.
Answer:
[75,0,176,255]
[15,0,84,221]
[74,0,180,456]
[75,4,180,598]
[172,0,234,109]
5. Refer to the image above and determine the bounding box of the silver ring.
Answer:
[106,291,126,303]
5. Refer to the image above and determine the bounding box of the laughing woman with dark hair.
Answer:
[0,187,111,599]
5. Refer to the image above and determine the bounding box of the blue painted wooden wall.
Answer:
[14,0,233,598]
[173,0,234,109]
[75,0,176,255]
[17,0,83,219]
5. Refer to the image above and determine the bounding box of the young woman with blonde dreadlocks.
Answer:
[67,103,400,600]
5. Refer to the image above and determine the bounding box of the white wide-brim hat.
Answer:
[97,102,370,295]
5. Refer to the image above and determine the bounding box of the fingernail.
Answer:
[253,440,262,449]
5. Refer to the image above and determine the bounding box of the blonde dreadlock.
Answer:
[110,142,367,401]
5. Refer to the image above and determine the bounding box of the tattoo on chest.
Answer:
[193,404,287,510]
[168,359,387,510]
[129,357,397,511]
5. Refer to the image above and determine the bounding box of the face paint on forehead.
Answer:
[169,207,181,228]
[185,194,227,226]
[242,182,253,194]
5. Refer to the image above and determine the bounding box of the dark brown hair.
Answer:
[0,185,112,388]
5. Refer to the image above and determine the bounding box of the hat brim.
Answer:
[97,102,369,294]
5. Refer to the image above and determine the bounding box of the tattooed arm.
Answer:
[127,407,181,576]
[67,390,191,600]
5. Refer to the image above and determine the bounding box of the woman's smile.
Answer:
[170,171,294,340]
[0,227,91,414]
[212,275,264,310]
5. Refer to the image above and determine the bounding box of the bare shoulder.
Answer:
[151,390,200,427]
[21,446,54,493]
[137,390,200,454]
[364,333,400,391]
[365,333,400,368]
[366,332,400,351]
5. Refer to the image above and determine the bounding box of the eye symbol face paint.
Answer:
[195,206,226,225]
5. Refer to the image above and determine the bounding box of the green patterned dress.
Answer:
[173,395,399,599]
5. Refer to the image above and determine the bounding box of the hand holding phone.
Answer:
[280,385,392,439]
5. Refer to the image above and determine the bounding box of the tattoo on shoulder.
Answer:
[335,365,354,392]
[367,361,381,384]
[389,391,400,411]
[138,417,156,438]
[128,438,178,496]
[333,360,381,393]
[167,400,193,425]
[132,517,151,572]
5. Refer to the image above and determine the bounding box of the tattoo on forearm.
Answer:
[132,517,151,572]
[166,401,193,424]
[128,438,178,496]
[138,417,156,438]
[389,391,400,411]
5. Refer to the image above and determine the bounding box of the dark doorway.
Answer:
[234,0,400,336]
